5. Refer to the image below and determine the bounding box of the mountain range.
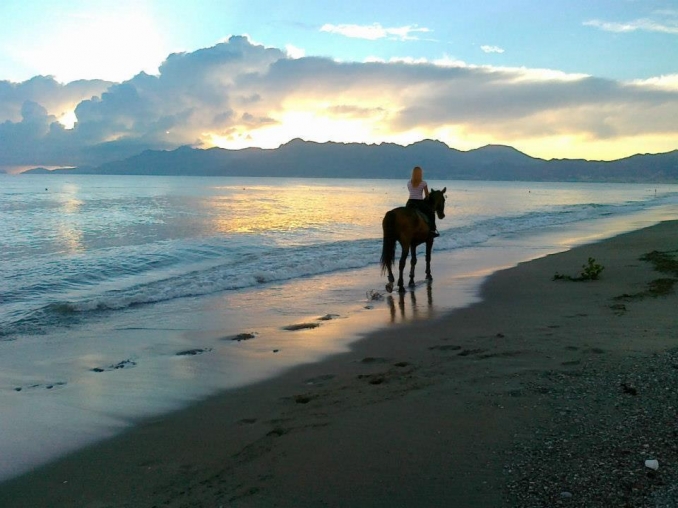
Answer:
[23,139,678,182]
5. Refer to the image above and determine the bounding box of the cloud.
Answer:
[285,44,306,59]
[481,45,505,54]
[584,11,678,34]
[320,23,431,41]
[1,35,678,172]
[630,73,678,90]
[7,2,168,83]
[0,76,112,123]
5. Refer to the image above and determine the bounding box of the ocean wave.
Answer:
[1,194,676,339]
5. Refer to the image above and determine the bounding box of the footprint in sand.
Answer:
[457,348,487,357]
[267,427,290,437]
[14,381,67,392]
[282,323,320,331]
[304,374,336,386]
[358,373,387,385]
[478,350,523,359]
[229,332,257,342]
[429,345,462,352]
[91,359,137,372]
[175,348,212,356]
[358,357,388,364]
[293,394,315,404]
[584,347,605,355]
[317,314,340,321]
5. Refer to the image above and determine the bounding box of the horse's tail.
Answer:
[380,210,397,275]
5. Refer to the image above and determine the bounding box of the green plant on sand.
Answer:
[553,257,605,281]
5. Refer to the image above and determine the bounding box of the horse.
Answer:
[380,188,447,293]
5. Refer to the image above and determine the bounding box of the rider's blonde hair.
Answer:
[410,166,423,186]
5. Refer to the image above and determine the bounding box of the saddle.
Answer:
[411,208,433,229]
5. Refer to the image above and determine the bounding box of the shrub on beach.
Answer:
[553,257,605,281]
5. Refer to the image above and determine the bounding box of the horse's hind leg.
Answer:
[408,244,417,287]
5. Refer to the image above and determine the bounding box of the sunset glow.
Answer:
[1,1,677,173]
[58,110,78,129]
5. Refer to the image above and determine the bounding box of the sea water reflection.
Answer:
[205,180,389,242]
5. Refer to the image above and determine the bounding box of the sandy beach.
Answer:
[1,220,677,508]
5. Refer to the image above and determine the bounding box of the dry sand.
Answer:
[1,221,677,508]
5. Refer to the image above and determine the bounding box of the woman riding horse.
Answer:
[380,187,446,293]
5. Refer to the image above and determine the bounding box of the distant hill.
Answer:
[22,139,678,183]
[20,167,52,174]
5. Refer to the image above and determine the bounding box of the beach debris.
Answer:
[560,491,573,499]
[645,459,659,470]
[620,382,638,396]
[273,349,279,353]
[613,278,677,300]
[366,289,384,301]
[640,250,678,276]
[176,348,212,356]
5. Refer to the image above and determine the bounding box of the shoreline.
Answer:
[1,220,677,507]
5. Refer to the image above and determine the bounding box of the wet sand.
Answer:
[1,221,677,507]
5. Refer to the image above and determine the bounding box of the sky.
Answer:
[1,0,677,173]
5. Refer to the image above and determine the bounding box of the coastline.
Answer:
[1,220,677,507]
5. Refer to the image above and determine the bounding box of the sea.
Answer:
[1,174,678,481]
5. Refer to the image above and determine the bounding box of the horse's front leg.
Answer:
[397,241,410,292]
[425,239,433,280]
[408,244,417,287]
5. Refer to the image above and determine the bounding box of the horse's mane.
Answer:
[427,188,442,203]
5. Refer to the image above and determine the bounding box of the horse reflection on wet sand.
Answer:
[380,188,447,293]
[387,283,433,322]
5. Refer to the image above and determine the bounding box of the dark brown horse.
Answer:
[380,188,447,293]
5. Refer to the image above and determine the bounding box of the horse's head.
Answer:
[429,187,447,219]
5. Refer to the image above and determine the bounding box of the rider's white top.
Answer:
[407,180,428,200]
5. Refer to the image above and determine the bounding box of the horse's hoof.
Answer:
[385,283,393,293]
[426,275,433,281]
[408,281,416,288]
[398,286,407,294]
